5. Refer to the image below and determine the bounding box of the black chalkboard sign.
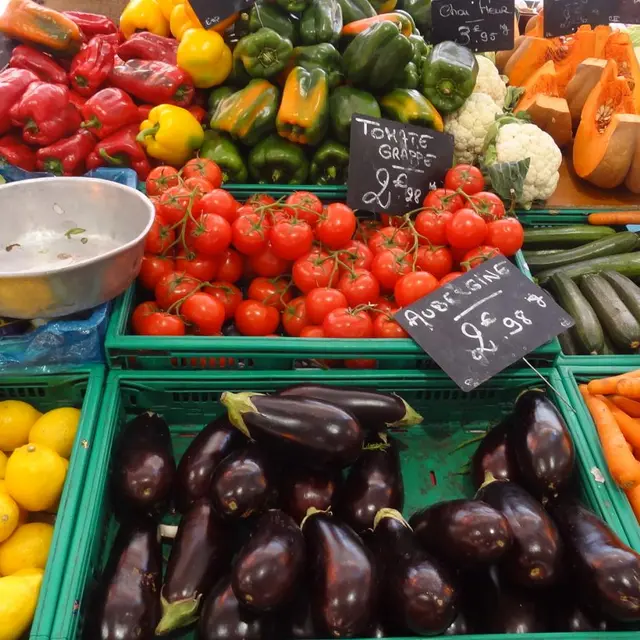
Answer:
[395,257,574,391]
[189,0,255,29]
[347,115,454,215]
[543,0,611,37]
[614,0,640,25]
[431,0,515,53]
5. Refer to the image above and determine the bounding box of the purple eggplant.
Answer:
[444,612,471,636]
[175,416,244,512]
[371,509,458,636]
[549,595,608,631]
[210,445,275,519]
[232,509,305,611]
[335,434,404,533]
[112,412,176,517]
[156,499,229,635]
[287,592,319,639]
[221,392,364,469]
[198,576,276,640]
[409,499,512,569]
[471,417,518,489]
[280,468,341,524]
[550,501,640,622]
[509,390,575,500]
[92,521,162,640]
[302,510,377,637]
[367,619,390,637]
[476,478,563,588]
[278,384,422,432]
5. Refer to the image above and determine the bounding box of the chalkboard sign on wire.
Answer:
[189,0,255,29]
[543,0,639,38]
[395,256,574,391]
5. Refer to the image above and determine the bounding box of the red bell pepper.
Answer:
[0,134,36,171]
[188,105,207,124]
[9,45,68,85]
[109,59,194,107]
[81,88,140,139]
[10,82,82,146]
[95,33,121,48]
[35,129,96,176]
[0,68,39,135]
[116,32,178,66]
[69,91,87,110]
[69,37,116,97]
[63,11,119,38]
[137,105,153,121]
[85,124,151,180]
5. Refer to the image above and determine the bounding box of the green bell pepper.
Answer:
[421,40,479,114]
[234,28,294,79]
[208,86,234,117]
[249,1,299,43]
[275,0,312,12]
[397,0,431,35]
[329,85,380,143]
[300,0,343,45]
[337,0,376,24]
[409,33,429,71]
[385,61,419,90]
[200,131,248,183]
[342,22,414,91]
[249,134,310,184]
[311,140,349,185]
[380,88,444,130]
[370,0,398,12]
[290,43,344,89]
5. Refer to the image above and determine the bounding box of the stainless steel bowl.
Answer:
[0,177,154,318]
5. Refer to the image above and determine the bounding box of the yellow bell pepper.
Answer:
[177,29,232,89]
[170,2,200,40]
[157,0,184,21]
[138,105,204,167]
[120,0,169,39]
[184,2,238,32]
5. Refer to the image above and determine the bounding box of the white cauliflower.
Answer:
[474,55,508,109]
[444,93,502,165]
[489,122,562,208]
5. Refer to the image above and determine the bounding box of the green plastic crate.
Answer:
[0,366,106,640]
[557,364,640,553]
[51,367,635,640]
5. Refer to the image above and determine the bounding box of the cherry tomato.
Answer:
[354,219,381,245]
[175,250,220,282]
[270,219,314,261]
[444,165,485,195]
[446,208,487,249]
[415,246,453,280]
[300,325,324,338]
[439,271,464,286]
[292,249,338,293]
[282,296,309,337]
[338,240,373,273]
[180,292,225,335]
[305,288,348,325]
[471,192,506,220]
[183,176,214,199]
[193,189,240,222]
[146,166,179,197]
[136,312,186,336]
[373,312,408,339]
[132,301,160,335]
[283,191,323,226]
[248,277,292,312]
[461,246,502,271]
[315,203,357,250]
[486,218,524,256]
[370,248,412,291]
[204,282,242,320]
[232,213,270,256]
[380,214,404,228]
[423,188,464,213]
[186,213,232,257]
[247,193,276,208]
[338,269,380,307]
[159,186,195,224]
[155,272,200,310]
[216,249,244,283]
[144,215,175,255]
[375,298,395,315]
[394,271,439,307]
[235,300,280,336]
[138,255,175,291]
[414,210,452,246]
[345,359,376,369]
[450,245,468,267]
[182,158,223,188]
[368,226,411,254]
[249,244,291,278]
[323,308,374,338]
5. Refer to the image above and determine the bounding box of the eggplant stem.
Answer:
[220,391,263,439]
[387,397,423,428]
[300,506,330,529]
[155,592,202,635]
[373,508,410,530]
[479,471,498,490]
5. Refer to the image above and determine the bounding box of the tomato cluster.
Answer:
[134,162,524,344]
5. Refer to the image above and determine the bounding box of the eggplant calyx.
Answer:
[387,397,423,429]
[155,592,202,635]
[478,471,498,491]
[220,391,264,438]
[300,506,331,529]
[373,508,410,530]
[515,387,545,403]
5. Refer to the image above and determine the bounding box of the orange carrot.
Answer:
[587,369,640,395]
[588,211,640,225]
[611,395,640,418]
[617,377,640,399]
[601,396,640,449]
[579,385,640,490]
[626,485,640,523]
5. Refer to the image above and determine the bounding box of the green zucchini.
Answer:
[523,225,617,249]
[557,329,579,355]
[578,273,640,351]
[525,232,638,274]
[547,273,604,355]
[536,252,640,284]
[601,271,640,324]
[523,249,565,259]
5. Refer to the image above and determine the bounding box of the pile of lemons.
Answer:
[0,399,80,640]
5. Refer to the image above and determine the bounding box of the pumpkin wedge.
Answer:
[594,25,612,57]
[525,12,543,37]
[566,58,608,128]
[603,32,640,113]
[504,37,554,87]
[552,27,597,95]
[625,139,640,193]
[496,35,525,73]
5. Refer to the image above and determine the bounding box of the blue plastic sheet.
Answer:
[0,167,138,370]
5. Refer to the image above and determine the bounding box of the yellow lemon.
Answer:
[0,568,43,640]
[4,445,67,512]
[0,481,4,494]
[0,523,54,576]
[0,402,41,452]
[29,407,81,459]
[0,451,6,479]
[0,493,19,544]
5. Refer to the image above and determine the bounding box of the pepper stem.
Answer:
[99,149,125,166]
[80,116,101,130]
[271,168,282,183]
[438,79,454,96]
[137,124,159,143]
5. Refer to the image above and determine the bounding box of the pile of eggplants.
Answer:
[89,386,640,639]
